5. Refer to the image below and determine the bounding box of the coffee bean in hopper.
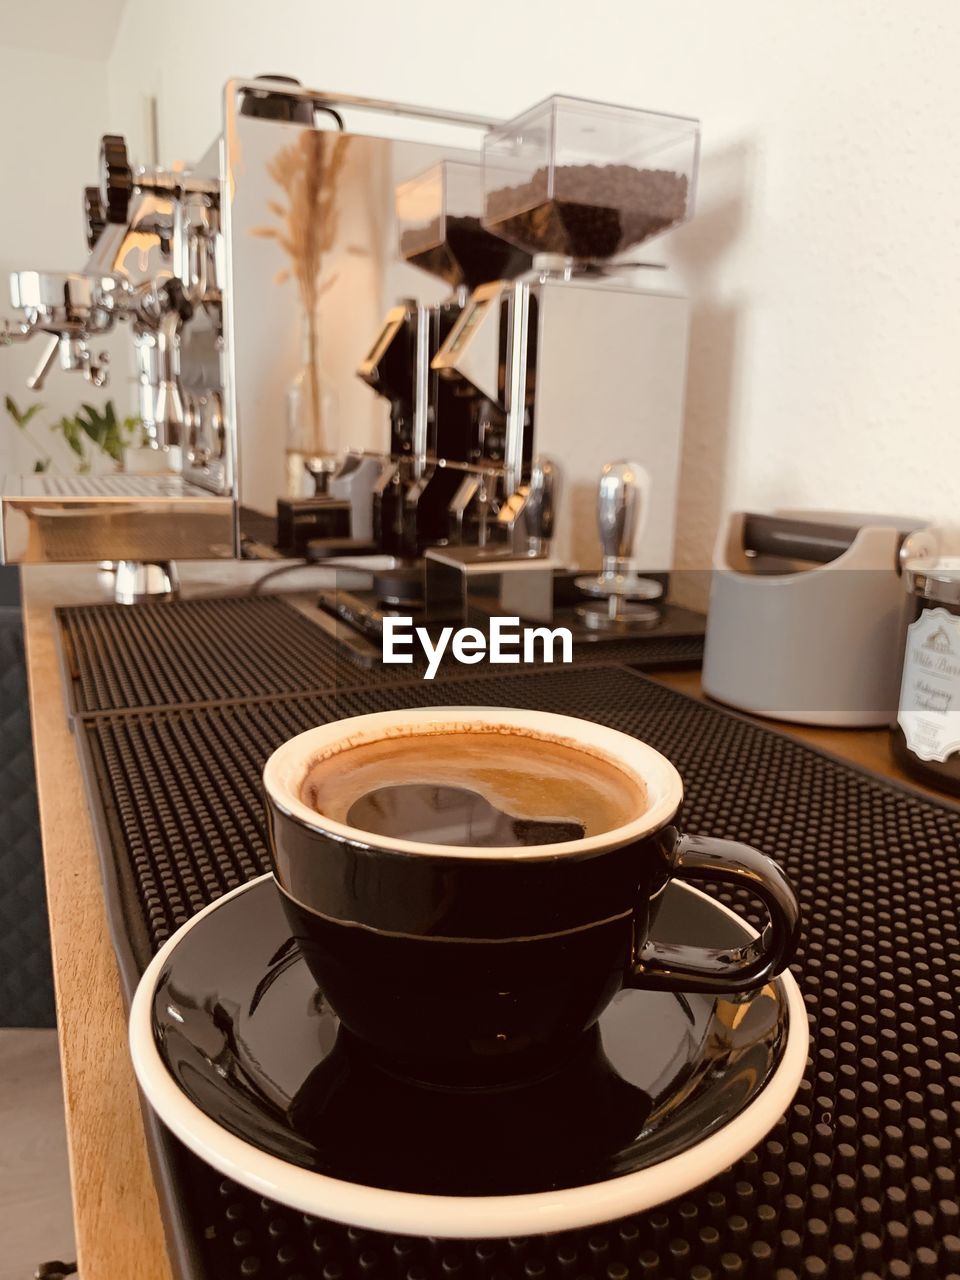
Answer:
[485,163,689,260]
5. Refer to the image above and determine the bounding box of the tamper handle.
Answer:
[598,459,650,574]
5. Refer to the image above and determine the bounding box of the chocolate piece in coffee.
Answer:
[400,215,531,289]
[300,728,646,846]
[485,163,689,260]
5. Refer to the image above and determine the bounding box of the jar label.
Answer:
[898,606,960,762]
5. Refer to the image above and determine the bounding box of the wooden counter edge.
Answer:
[23,573,174,1280]
[653,668,953,804]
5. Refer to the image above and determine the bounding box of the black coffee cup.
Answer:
[263,707,800,1086]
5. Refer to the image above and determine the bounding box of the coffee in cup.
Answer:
[299,725,646,846]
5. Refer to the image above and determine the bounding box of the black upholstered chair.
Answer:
[0,567,55,1028]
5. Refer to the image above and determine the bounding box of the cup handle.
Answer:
[627,833,801,994]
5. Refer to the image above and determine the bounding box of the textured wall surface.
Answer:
[104,2,960,565]
[0,46,133,476]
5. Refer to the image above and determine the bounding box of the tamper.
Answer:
[575,459,662,628]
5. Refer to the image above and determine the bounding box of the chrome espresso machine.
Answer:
[0,81,702,650]
[0,131,231,599]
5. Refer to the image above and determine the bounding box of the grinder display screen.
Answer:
[449,298,490,354]
[362,315,404,373]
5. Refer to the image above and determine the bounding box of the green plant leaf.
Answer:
[102,434,123,463]
[5,395,43,428]
[75,409,105,452]
[56,416,86,460]
[32,458,49,473]
[41,400,140,466]
[122,416,144,450]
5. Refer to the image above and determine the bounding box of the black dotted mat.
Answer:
[59,596,704,714]
[77,666,960,1280]
[58,596,411,712]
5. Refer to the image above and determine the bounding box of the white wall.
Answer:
[106,0,960,567]
[0,45,131,477]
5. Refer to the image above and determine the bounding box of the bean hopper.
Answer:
[356,160,530,557]
[433,95,699,585]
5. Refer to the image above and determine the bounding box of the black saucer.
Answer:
[148,877,793,1200]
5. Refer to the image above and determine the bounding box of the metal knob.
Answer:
[524,456,561,554]
[598,459,648,574]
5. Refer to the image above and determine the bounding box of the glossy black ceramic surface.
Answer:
[267,759,798,1082]
[266,798,680,940]
[152,877,789,1198]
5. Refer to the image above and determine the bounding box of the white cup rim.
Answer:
[262,706,683,861]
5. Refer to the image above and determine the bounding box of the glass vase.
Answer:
[286,309,338,497]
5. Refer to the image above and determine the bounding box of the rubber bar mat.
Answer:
[58,595,704,714]
[58,595,411,713]
[78,665,960,1279]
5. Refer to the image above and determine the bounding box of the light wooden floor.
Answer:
[0,1029,76,1280]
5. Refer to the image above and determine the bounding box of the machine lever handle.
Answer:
[26,335,62,391]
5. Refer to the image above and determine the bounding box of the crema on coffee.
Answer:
[299,727,646,848]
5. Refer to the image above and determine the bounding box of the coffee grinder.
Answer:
[433,95,699,578]
[356,161,530,558]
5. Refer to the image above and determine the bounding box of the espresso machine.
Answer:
[0,81,497,598]
[433,95,699,577]
[353,160,530,559]
[5,133,222,459]
[0,132,232,598]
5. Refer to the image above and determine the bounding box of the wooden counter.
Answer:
[22,561,307,1280]
[18,564,945,1278]
[24,564,174,1280]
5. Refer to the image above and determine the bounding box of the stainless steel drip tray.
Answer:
[0,472,235,563]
